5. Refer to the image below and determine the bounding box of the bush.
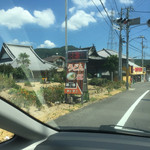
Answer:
[48,69,66,83]
[13,67,27,80]
[10,88,42,108]
[88,78,109,86]
[41,84,65,106]
[87,73,93,78]
[0,74,18,91]
[110,81,125,89]
[0,64,14,76]
[24,81,32,87]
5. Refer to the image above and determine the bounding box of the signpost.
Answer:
[64,50,88,103]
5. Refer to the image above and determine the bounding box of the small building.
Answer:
[80,46,105,77]
[0,43,56,78]
[98,48,146,83]
[44,55,65,68]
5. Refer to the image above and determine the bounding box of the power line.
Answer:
[129,44,141,53]
[91,0,110,27]
[99,0,113,25]
[134,0,145,9]
[113,0,119,15]
[133,10,150,13]
[98,0,119,37]
[130,27,149,36]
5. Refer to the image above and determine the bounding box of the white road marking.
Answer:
[115,90,150,129]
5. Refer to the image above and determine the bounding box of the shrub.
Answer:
[88,78,109,86]
[0,74,18,91]
[10,88,42,108]
[24,81,32,87]
[87,73,93,78]
[13,67,27,80]
[0,64,14,76]
[41,84,65,106]
[111,81,125,89]
[48,69,66,83]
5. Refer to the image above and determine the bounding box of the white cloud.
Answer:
[0,7,55,29]
[38,40,56,48]
[10,39,33,45]
[69,7,76,14]
[72,0,106,8]
[120,0,133,4]
[34,9,55,28]
[62,10,96,31]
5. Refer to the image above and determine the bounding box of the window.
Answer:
[0,0,150,143]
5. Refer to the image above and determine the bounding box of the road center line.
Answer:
[115,90,149,129]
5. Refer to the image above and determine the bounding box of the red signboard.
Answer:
[64,83,82,95]
[134,67,142,72]
[64,62,85,95]
[68,50,88,61]
[130,66,144,75]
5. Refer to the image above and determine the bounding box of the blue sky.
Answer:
[0,0,150,58]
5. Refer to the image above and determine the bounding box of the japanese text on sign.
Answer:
[68,63,84,72]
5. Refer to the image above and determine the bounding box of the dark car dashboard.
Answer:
[35,131,150,150]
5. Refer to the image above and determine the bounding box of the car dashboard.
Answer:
[35,131,150,150]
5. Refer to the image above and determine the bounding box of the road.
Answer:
[48,82,150,131]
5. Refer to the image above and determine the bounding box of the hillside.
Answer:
[34,45,78,59]
[134,59,150,68]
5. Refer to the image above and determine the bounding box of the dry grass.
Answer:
[0,82,125,143]
[0,129,14,143]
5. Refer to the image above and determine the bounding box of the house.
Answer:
[98,48,146,82]
[44,55,65,68]
[79,46,104,77]
[0,43,56,78]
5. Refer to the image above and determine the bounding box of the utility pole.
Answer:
[139,35,146,82]
[118,8,123,81]
[142,37,144,68]
[65,0,68,102]
[139,36,145,68]
[126,7,130,90]
[65,0,68,68]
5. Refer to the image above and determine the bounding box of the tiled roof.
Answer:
[0,43,56,71]
[98,48,140,67]
[44,55,65,62]
[97,49,127,59]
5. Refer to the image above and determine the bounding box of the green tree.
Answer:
[16,53,31,79]
[104,55,118,81]
[0,64,14,76]
[16,53,30,67]
[13,67,27,79]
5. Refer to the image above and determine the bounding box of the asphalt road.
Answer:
[48,82,150,131]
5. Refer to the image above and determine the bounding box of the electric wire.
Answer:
[91,0,110,27]
[98,0,119,37]
[130,27,149,36]
[133,10,150,13]
[113,0,119,15]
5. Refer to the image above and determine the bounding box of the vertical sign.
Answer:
[64,50,88,95]
[64,62,85,95]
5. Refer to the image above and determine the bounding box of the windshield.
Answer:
[0,0,150,141]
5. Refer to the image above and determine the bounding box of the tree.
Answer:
[16,53,30,67]
[0,64,14,76]
[104,55,118,81]
[16,53,31,79]
[13,67,27,79]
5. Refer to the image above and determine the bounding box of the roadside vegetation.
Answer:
[0,65,126,112]
[0,64,126,142]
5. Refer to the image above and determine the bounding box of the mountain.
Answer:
[134,59,150,68]
[34,45,78,59]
